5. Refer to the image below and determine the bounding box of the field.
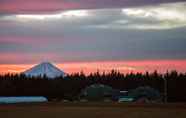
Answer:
[0,102,186,118]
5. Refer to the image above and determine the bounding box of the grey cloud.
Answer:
[0,2,186,63]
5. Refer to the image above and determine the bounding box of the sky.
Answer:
[0,0,186,74]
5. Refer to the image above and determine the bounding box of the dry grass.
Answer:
[0,102,186,118]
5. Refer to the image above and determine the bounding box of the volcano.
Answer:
[23,62,66,78]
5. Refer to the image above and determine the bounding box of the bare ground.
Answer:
[0,102,186,118]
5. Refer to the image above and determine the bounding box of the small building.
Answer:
[112,90,129,101]
[118,96,134,102]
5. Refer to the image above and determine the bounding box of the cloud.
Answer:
[0,2,186,64]
[121,2,186,30]
[0,0,80,14]
[0,0,185,14]
[0,10,90,22]
[1,2,186,30]
[15,10,89,21]
[84,2,186,30]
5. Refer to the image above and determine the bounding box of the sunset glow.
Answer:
[0,60,186,75]
[0,1,186,75]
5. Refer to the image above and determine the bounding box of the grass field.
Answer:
[0,102,186,118]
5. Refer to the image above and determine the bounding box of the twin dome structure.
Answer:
[23,62,66,78]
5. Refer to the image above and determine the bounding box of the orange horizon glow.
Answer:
[0,60,186,75]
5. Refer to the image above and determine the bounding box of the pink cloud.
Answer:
[0,0,184,14]
[0,0,80,13]
[0,52,62,64]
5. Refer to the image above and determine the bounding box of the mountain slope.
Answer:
[23,62,66,78]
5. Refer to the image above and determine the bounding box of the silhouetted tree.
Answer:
[0,70,186,102]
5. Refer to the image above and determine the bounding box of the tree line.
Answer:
[0,70,186,102]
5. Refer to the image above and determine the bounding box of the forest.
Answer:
[0,70,186,102]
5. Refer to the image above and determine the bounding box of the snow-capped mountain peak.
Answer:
[23,62,66,78]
